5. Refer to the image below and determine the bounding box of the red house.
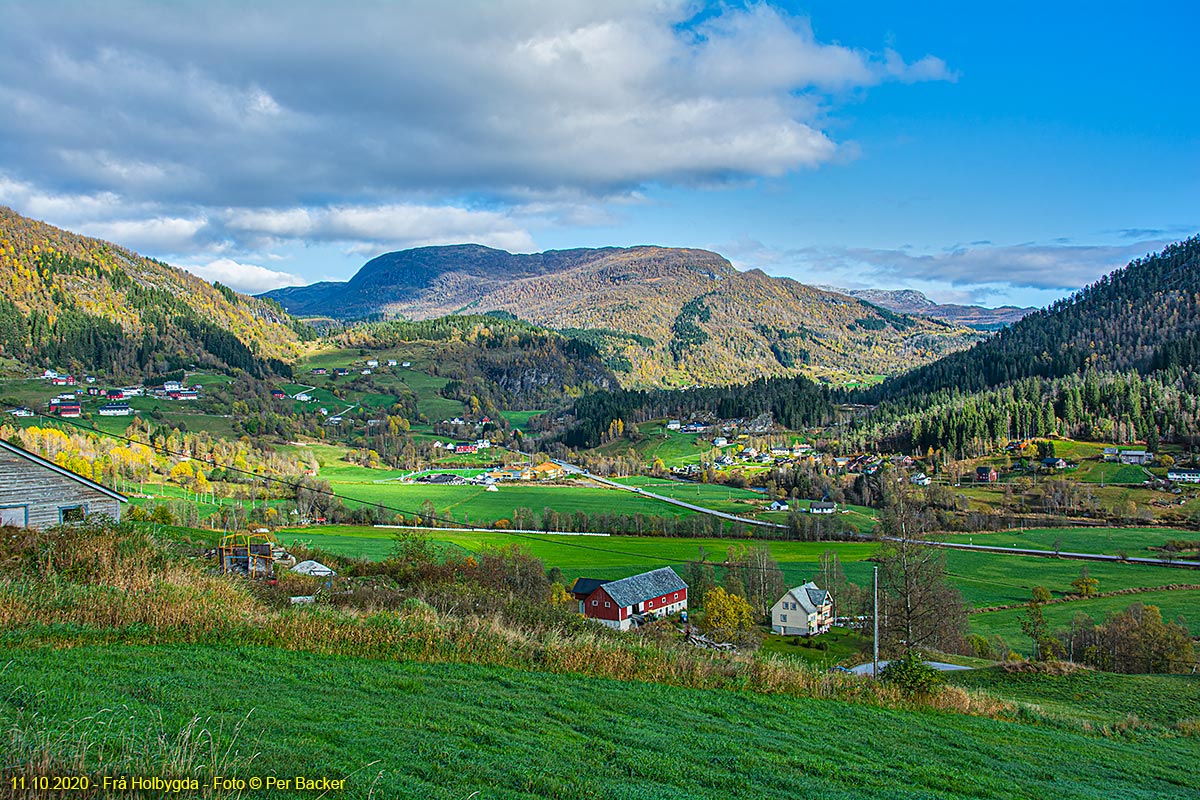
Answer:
[56,403,82,418]
[453,443,478,454]
[576,567,688,631]
[975,466,998,483]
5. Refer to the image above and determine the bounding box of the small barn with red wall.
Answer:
[576,567,688,631]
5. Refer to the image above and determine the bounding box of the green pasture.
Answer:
[949,667,1200,731]
[760,626,870,668]
[937,527,1197,558]
[969,588,1200,655]
[5,645,1196,800]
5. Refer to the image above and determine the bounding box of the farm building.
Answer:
[98,403,132,417]
[766,499,789,511]
[975,466,998,483]
[809,501,836,514]
[770,582,833,636]
[1118,450,1152,465]
[0,440,127,528]
[1168,468,1200,484]
[577,567,688,631]
[532,462,565,480]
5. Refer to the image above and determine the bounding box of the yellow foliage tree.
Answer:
[702,586,754,641]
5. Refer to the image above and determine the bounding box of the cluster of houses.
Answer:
[569,567,834,637]
[432,438,493,454]
[309,359,410,379]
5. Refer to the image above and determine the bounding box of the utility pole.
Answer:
[873,565,879,678]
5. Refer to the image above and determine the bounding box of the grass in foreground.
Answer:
[5,645,1199,800]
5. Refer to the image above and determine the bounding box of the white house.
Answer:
[366,359,379,367]
[386,359,398,367]
[809,501,836,514]
[766,499,789,511]
[1118,449,1152,465]
[770,582,833,636]
[1168,468,1200,484]
[666,419,681,431]
[910,472,931,486]
[713,437,729,447]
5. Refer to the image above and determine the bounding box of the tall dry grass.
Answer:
[0,522,1010,721]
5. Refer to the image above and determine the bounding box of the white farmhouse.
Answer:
[771,582,833,636]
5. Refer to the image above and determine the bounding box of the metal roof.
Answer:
[599,567,687,608]
[569,577,609,598]
[784,581,828,615]
[0,439,128,503]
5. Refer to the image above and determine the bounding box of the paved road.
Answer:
[910,537,1200,569]
[849,660,972,676]
[551,459,787,529]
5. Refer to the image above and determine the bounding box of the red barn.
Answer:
[577,567,688,631]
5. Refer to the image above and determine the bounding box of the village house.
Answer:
[975,466,999,483]
[453,443,478,454]
[666,419,681,431]
[575,567,688,630]
[98,402,132,417]
[55,403,82,418]
[532,462,565,480]
[386,359,398,367]
[487,465,533,482]
[712,437,729,447]
[7,407,33,417]
[910,472,931,486]
[1041,457,1069,470]
[311,367,328,375]
[766,499,789,511]
[0,440,127,528]
[1168,468,1200,484]
[1118,449,1153,466]
[770,582,833,636]
[366,359,379,367]
[809,501,836,514]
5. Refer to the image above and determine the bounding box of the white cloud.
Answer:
[728,239,1172,307]
[77,216,208,254]
[181,258,304,293]
[0,1,954,203]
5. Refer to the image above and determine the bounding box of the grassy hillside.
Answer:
[0,206,306,377]
[6,645,1197,800]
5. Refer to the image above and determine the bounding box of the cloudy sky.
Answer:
[1,1,1196,306]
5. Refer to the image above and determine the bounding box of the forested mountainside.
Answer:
[264,244,981,388]
[843,288,1034,331]
[0,207,309,377]
[334,314,617,411]
[551,237,1200,457]
[870,237,1200,403]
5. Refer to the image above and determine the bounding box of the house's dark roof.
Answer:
[570,577,609,598]
[785,581,829,615]
[599,567,687,608]
[976,466,995,474]
[0,439,128,503]
[811,501,836,510]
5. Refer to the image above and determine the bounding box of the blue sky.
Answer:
[0,1,1195,306]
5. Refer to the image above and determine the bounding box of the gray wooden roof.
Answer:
[0,439,128,503]
[600,567,687,607]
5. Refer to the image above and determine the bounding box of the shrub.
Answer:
[879,651,946,694]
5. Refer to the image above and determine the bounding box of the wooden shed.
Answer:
[0,440,127,528]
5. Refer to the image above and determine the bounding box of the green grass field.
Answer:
[941,549,1189,608]
[760,626,870,668]
[938,527,1196,558]
[968,588,1200,655]
[948,666,1200,730]
[4,644,1195,800]
[1075,461,1149,484]
[278,526,882,585]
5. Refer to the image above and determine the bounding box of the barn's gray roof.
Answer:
[600,567,687,608]
[0,439,128,503]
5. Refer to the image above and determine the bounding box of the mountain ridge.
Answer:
[832,287,1035,331]
[263,244,982,388]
